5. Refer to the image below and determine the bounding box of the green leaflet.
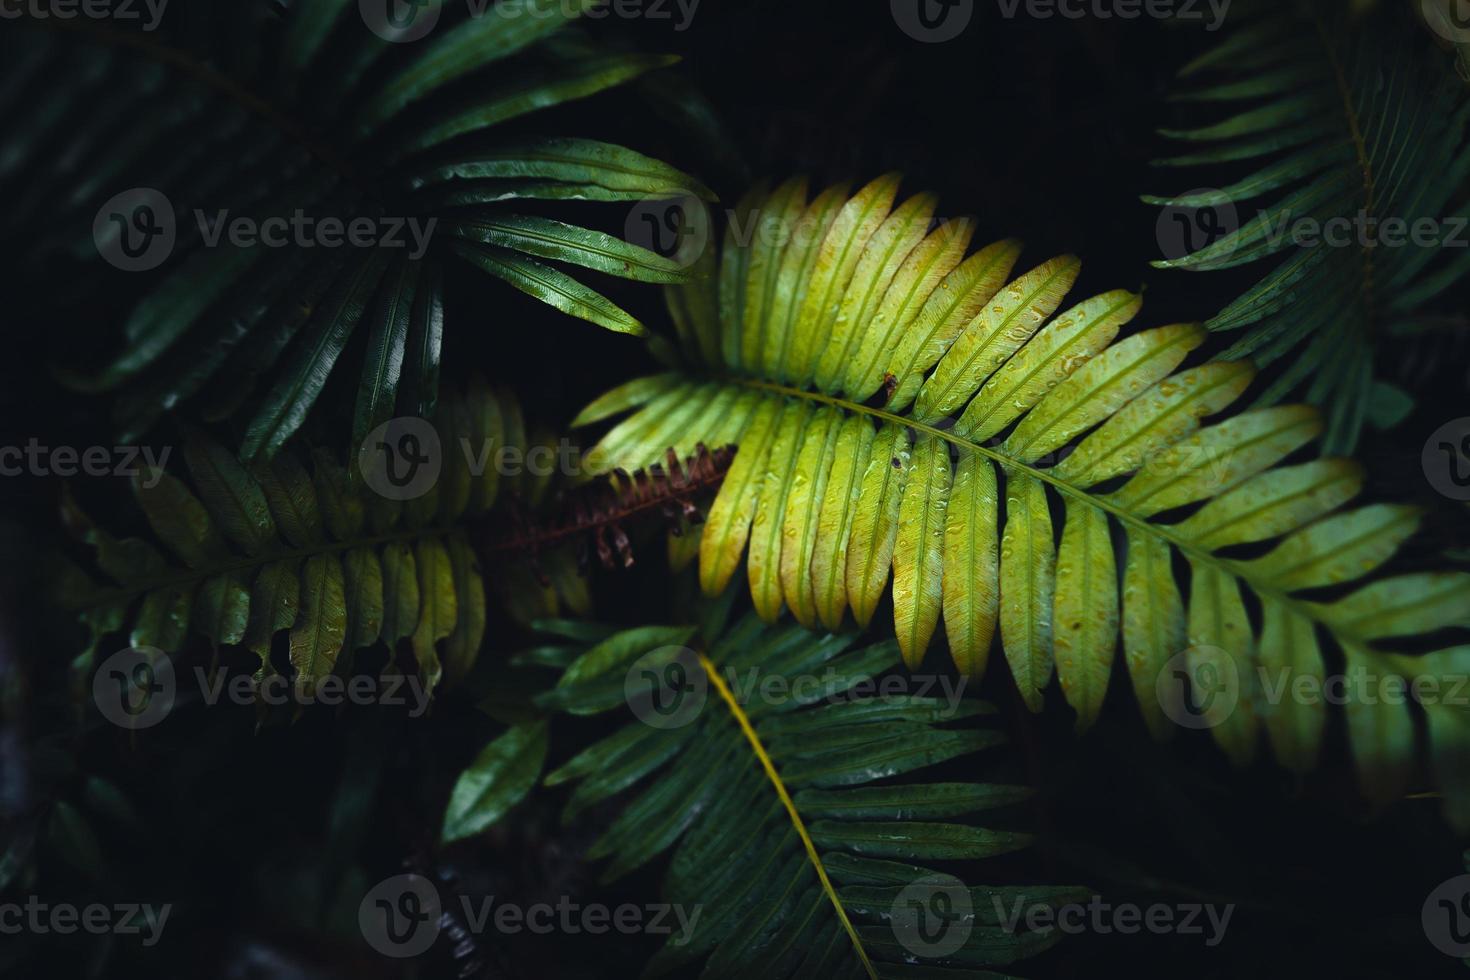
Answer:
[743,177,813,375]
[414,137,714,200]
[892,435,950,669]
[999,473,1054,713]
[779,406,843,627]
[942,453,999,678]
[244,561,299,672]
[440,721,549,844]
[357,0,595,132]
[183,433,277,555]
[451,241,646,336]
[353,257,421,465]
[557,625,699,690]
[1052,498,1117,731]
[132,469,226,569]
[749,402,814,621]
[194,572,252,648]
[291,554,347,688]
[576,176,1470,825]
[447,214,694,284]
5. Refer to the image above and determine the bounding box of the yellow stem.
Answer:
[700,652,878,980]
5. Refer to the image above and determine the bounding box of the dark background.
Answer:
[2,1,1468,977]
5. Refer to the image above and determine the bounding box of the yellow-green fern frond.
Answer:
[576,176,1470,827]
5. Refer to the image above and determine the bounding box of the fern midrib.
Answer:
[733,378,1382,652]
[67,523,462,613]
[699,651,878,980]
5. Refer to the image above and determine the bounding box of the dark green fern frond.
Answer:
[1146,0,1470,451]
[537,615,1083,979]
[575,176,1470,828]
[58,382,562,694]
[3,0,710,459]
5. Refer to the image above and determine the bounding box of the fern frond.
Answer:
[3,0,711,459]
[576,176,1470,827]
[539,614,1082,978]
[59,383,563,692]
[1146,0,1470,451]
